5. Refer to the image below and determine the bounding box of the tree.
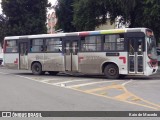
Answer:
[73,0,108,31]
[142,0,160,43]
[73,0,160,41]
[55,0,160,42]
[0,14,8,45]
[73,0,144,30]
[55,0,76,32]
[1,0,49,36]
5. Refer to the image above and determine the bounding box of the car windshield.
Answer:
[147,36,157,60]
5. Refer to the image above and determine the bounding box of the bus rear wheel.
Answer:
[48,71,59,75]
[104,64,119,79]
[31,62,43,75]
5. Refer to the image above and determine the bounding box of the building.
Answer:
[47,10,57,34]
[95,20,115,30]
[95,16,128,30]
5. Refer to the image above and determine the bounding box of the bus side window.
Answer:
[80,36,101,52]
[12,47,17,52]
[72,42,78,55]
[31,39,44,52]
[41,45,44,51]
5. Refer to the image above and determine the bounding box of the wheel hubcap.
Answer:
[108,68,116,76]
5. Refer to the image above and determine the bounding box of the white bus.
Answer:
[3,28,158,79]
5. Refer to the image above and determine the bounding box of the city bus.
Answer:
[3,28,158,79]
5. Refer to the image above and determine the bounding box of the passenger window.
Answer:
[30,39,44,52]
[6,40,18,53]
[46,38,62,52]
[104,34,124,51]
[81,36,102,52]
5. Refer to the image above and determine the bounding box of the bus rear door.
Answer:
[64,37,79,71]
[19,41,29,70]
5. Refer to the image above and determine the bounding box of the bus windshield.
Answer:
[147,36,157,60]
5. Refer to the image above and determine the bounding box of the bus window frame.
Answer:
[45,37,63,53]
[126,32,146,52]
[102,33,126,52]
[4,39,18,53]
[79,35,103,52]
[30,38,45,53]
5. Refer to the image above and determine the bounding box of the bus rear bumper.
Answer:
[145,66,158,76]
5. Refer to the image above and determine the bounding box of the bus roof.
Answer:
[4,28,148,40]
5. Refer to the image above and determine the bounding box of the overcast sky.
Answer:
[0,0,57,14]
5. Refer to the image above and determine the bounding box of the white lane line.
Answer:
[0,72,10,75]
[66,80,120,88]
[122,80,133,86]
[15,75,36,81]
[40,78,62,83]
[15,75,58,86]
[53,79,87,85]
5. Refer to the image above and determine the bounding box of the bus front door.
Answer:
[128,37,144,74]
[65,40,78,71]
[19,42,28,69]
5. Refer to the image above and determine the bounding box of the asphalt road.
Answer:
[0,67,160,120]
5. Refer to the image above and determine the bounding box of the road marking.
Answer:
[84,80,133,92]
[66,80,120,88]
[70,80,160,110]
[6,73,160,110]
[15,75,36,81]
[122,80,133,86]
[122,85,160,109]
[53,79,86,85]
[114,92,131,100]
[84,84,122,93]
[71,87,160,110]
[40,78,63,83]
[0,72,10,75]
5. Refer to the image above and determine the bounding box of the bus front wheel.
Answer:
[104,64,119,79]
[31,62,43,75]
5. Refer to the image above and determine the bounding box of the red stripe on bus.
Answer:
[79,32,89,36]
[14,58,18,64]
[119,57,126,64]
[78,57,84,63]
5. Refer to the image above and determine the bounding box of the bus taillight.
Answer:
[148,60,158,68]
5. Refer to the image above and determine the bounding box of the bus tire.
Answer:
[104,64,119,79]
[48,71,59,75]
[31,62,43,75]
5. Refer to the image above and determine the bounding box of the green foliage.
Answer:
[1,0,48,36]
[55,0,76,32]
[0,14,8,45]
[73,0,108,31]
[55,0,160,42]
[142,0,160,43]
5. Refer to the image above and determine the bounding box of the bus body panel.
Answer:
[78,52,128,74]
[117,52,128,75]
[43,53,65,71]
[28,53,44,70]
[4,54,19,69]
[28,53,65,72]
[78,52,105,74]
